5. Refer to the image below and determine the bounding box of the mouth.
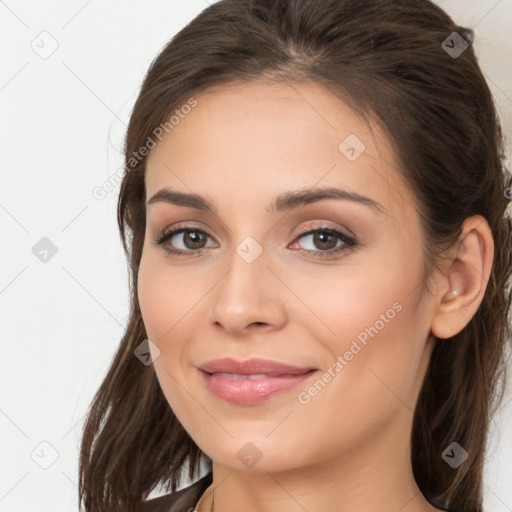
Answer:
[198,367,319,405]
[197,357,317,376]
[204,371,312,380]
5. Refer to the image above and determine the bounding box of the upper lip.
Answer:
[198,357,317,376]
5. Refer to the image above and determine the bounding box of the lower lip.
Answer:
[199,370,318,405]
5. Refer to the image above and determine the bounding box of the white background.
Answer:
[1,1,511,511]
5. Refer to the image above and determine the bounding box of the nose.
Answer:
[208,245,287,336]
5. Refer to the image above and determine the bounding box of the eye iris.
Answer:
[313,231,337,250]
[184,230,206,249]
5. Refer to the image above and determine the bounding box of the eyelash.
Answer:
[152,223,358,259]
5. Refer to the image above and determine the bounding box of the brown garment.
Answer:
[139,473,213,512]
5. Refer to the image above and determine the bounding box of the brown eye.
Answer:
[153,226,216,256]
[179,230,208,249]
[290,227,357,258]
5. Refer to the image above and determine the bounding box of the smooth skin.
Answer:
[137,80,494,512]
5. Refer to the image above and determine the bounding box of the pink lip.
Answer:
[198,357,316,375]
[197,357,318,405]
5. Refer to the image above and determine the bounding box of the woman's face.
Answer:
[138,80,438,473]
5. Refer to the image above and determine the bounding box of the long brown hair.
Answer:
[78,1,512,511]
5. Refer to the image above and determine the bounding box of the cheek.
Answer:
[291,262,416,354]
[137,255,201,343]
[137,259,192,409]
[137,262,169,342]
[290,295,426,464]
[295,243,429,402]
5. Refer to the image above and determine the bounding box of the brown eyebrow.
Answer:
[146,186,388,215]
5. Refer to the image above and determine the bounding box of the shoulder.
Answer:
[139,473,213,512]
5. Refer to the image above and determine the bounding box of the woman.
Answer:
[78,1,512,511]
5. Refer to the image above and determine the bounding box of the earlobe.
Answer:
[430,215,494,340]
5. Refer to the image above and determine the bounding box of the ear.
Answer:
[431,215,494,340]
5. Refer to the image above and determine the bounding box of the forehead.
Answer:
[145,80,414,221]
